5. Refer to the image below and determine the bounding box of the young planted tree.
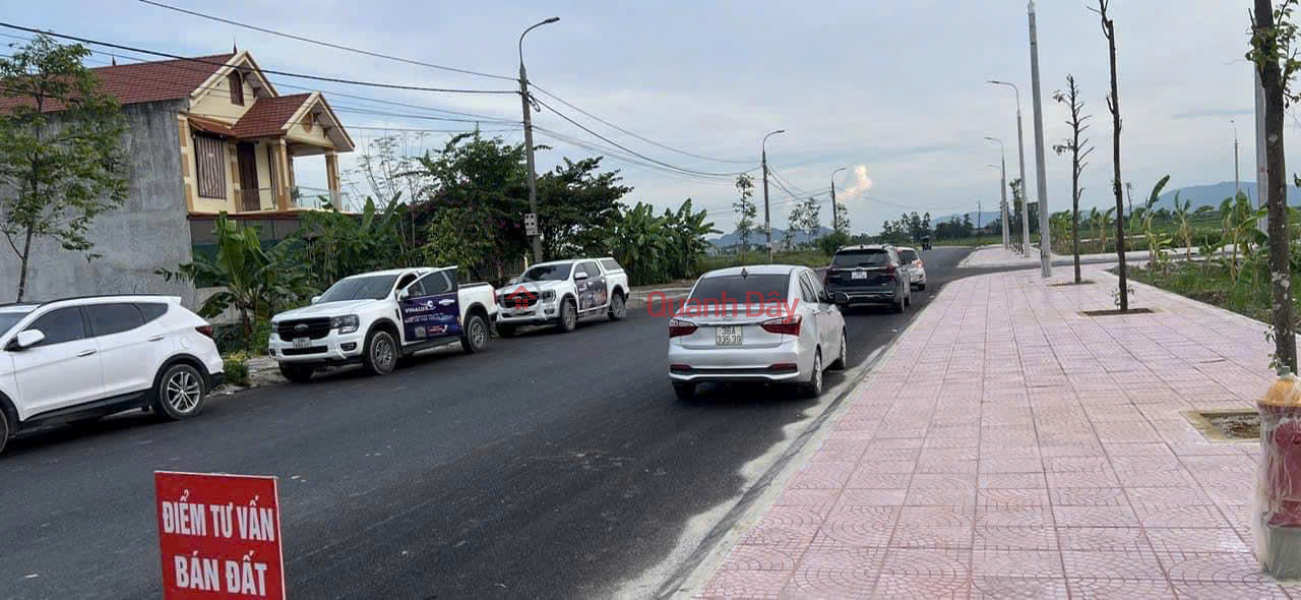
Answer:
[1052,75,1094,283]
[733,174,758,255]
[1010,179,1026,252]
[1249,0,1298,373]
[1092,0,1131,310]
[0,35,129,301]
[783,203,803,250]
[834,203,851,235]
[1173,193,1194,262]
[798,196,822,246]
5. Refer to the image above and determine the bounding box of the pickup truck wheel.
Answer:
[278,364,315,383]
[462,314,488,354]
[363,329,398,376]
[608,293,627,321]
[673,382,695,401]
[151,364,206,420]
[556,299,578,333]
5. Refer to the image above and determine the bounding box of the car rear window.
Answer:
[689,274,788,304]
[600,258,623,272]
[898,249,919,263]
[832,250,890,268]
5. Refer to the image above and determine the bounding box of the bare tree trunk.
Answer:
[1098,1,1128,311]
[16,228,33,302]
[1256,0,1297,373]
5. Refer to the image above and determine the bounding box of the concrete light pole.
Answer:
[1232,118,1241,199]
[1027,0,1052,277]
[986,138,1010,250]
[519,17,559,264]
[761,129,785,261]
[831,166,847,232]
[987,80,1030,258]
[989,166,1010,249]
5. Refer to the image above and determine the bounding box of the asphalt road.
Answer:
[1,246,976,600]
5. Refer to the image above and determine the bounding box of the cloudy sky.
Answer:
[5,0,1288,233]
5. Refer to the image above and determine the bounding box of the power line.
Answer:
[137,0,517,82]
[0,22,518,95]
[528,83,754,165]
[533,126,745,184]
[531,95,756,179]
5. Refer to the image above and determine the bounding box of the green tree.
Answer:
[536,157,631,259]
[293,196,413,289]
[835,203,851,234]
[0,35,130,301]
[606,202,669,286]
[797,196,822,246]
[662,198,718,279]
[732,174,758,254]
[159,213,313,349]
[784,203,804,250]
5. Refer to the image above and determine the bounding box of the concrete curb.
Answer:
[657,281,949,599]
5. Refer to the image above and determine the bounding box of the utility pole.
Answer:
[989,162,1009,249]
[831,166,847,233]
[1233,118,1241,199]
[978,201,982,232]
[1028,0,1051,277]
[761,129,785,262]
[518,17,559,264]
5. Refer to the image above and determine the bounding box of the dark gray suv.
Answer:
[823,245,912,313]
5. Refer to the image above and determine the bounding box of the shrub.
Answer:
[223,351,250,387]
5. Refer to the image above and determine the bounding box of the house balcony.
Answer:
[227,187,359,214]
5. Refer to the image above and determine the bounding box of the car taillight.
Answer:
[669,318,697,338]
[761,314,802,336]
[884,264,896,279]
[195,325,214,338]
[823,269,837,284]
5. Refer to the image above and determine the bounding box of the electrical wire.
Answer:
[0,22,518,95]
[532,95,757,178]
[137,0,517,82]
[528,83,754,165]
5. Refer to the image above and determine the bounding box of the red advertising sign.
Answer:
[155,471,285,599]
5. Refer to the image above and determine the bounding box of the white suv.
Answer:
[0,296,224,455]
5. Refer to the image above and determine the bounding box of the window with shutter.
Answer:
[228,71,244,106]
[194,135,227,199]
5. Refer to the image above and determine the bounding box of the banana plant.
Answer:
[1172,192,1193,262]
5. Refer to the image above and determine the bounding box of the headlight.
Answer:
[331,314,360,334]
[541,290,556,301]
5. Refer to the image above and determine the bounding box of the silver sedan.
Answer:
[667,265,847,400]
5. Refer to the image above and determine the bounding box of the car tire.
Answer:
[151,363,207,421]
[673,381,696,401]
[497,323,517,338]
[800,351,824,398]
[279,364,315,383]
[0,407,10,456]
[905,291,912,307]
[462,313,489,354]
[362,329,398,376]
[830,330,848,370]
[556,298,578,333]
[894,296,906,313]
[608,293,627,321]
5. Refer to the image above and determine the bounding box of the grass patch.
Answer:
[1127,261,1280,325]
[699,250,832,272]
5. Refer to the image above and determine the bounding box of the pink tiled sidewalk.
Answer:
[697,268,1290,599]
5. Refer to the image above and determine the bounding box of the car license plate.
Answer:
[716,326,742,346]
[851,270,867,280]
[292,337,309,349]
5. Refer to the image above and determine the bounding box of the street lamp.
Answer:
[830,166,847,233]
[985,137,1011,250]
[987,80,1031,258]
[518,17,560,264]
[761,129,786,261]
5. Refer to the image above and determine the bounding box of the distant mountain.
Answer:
[932,211,1003,227]
[709,226,834,248]
[1154,181,1300,209]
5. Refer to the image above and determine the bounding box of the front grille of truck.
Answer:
[277,318,331,340]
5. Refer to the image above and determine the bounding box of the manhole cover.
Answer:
[1183,409,1259,442]
[1080,307,1155,317]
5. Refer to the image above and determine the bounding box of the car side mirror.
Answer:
[818,290,832,304]
[310,295,321,304]
[8,329,45,351]
[397,288,410,301]
[574,272,589,281]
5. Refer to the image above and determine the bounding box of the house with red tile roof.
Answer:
[0,50,355,303]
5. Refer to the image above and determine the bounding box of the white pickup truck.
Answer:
[269,266,498,382]
[494,257,630,336]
